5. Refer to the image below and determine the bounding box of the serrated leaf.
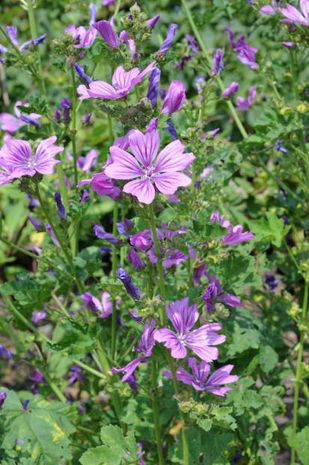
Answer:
[259,346,278,373]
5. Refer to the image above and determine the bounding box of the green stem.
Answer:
[148,204,166,324]
[114,0,122,19]
[56,165,77,256]
[73,360,105,379]
[45,375,66,403]
[151,360,165,465]
[70,65,78,188]
[111,202,119,360]
[27,0,46,95]
[291,280,309,465]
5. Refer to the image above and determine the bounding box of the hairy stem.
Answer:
[151,360,165,465]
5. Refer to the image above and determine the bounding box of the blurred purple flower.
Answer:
[203,275,243,311]
[163,249,188,269]
[147,68,161,107]
[30,369,45,384]
[275,139,288,153]
[31,310,46,325]
[93,223,120,245]
[128,248,145,270]
[0,101,41,133]
[0,391,7,408]
[225,27,258,69]
[81,291,119,318]
[264,273,279,292]
[28,215,43,232]
[154,298,225,360]
[147,15,160,29]
[165,121,178,140]
[281,1,309,25]
[157,23,177,56]
[223,81,239,98]
[0,345,13,359]
[77,149,98,171]
[161,80,186,114]
[236,86,256,111]
[68,365,85,384]
[212,49,224,75]
[196,76,206,93]
[54,192,67,221]
[65,4,97,48]
[93,20,120,48]
[74,63,93,85]
[186,34,199,53]
[45,224,60,247]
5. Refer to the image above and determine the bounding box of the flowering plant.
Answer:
[0,1,308,465]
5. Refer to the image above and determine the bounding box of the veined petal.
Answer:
[300,0,309,17]
[155,140,195,173]
[4,138,32,169]
[123,178,156,204]
[154,172,192,194]
[206,364,238,386]
[154,328,187,358]
[87,81,119,99]
[77,85,91,100]
[128,129,160,167]
[34,137,63,174]
[112,66,140,90]
[105,146,143,179]
[130,61,156,87]
[166,298,199,333]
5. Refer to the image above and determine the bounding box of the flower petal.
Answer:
[154,172,192,195]
[154,328,187,359]
[123,178,155,204]
[105,146,143,180]
[155,140,195,173]
[87,81,119,99]
[128,129,160,168]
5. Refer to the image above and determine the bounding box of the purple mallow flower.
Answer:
[161,80,186,114]
[28,215,43,232]
[202,275,243,312]
[81,291,119,318]
[147,68,161,107]
[0,136,63,186]
[78,62,155,100]
[93,20,120,48]
[212,49,224,75]
[30,369,45,384]
[210,210,254,246]
[225,27,258,70]
[154,298,225,361]
[65,3,97,48]
[117,268,141,301]
[68,365,85,384]
[105,128,195,204]
[169,358,238,396]
[0,101,41,133]
[157,23,177,56]
[163,249,188,269]
[78,171,121,199]
[236,86,256,111]
[0,344,13,359]
[0,391,7,408]
[77,149,98,172]
[223,81,239,98]
[112,321,156,381]
[275,139,288,153]
[281,0,309,25]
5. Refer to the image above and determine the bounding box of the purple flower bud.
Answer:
[74,63,93,85]
[89,3,97,26]
[82,112,93,124]
[158,23,177,56]
[116,218,133,237]
[54,192,67,220]
[275,139,288,153]
[31,310,46,325]
[117,268,141,300]
[223,81,239,98]
[60,98,71,124]
[28,215,43,232]
[147,68,161,107]
[89,172,121,199]
[45,224,60,247]
[6,26,18,45]
[0,345,14,359]
[93,223,120,245]
[282,41,295,48]
[212,49,224,75]
[186,34,199,54]
[147,14,160,29]
[0,391,7,408]
[93,20,120,48]
[68,365,85,384]
[165,121,178,140]
[53,109,62,122]
[80,189,90,203]
[18,112,41,127]
[30,369,45,384]
[102,0,115,5]
[128,248,145,270]
[22,400,30,410]
[196,76,206,93]
[161,80,186,114]
[19,34,47,51]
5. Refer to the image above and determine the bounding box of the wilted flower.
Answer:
[223,81,239,98]
[54,192,67,221]
[147,68,161,107]
[225,27,258,69]
[81,291,118,318]
[0,101,41,133]
[105,128,195,204]
[202,275,243,311]
[0,136,63,186]
[117,268,141,300]
[74,63,93,85]
[77,62,155,100]
[77,149,98,172]
[161,80,186,114]
[236,86,256,111]
[154,298,225,360]
[128,248,146,270]
[163,249,188,269]
[93,224,120,245]
[157,23,177,56]
[212,49,224,75]
[168,358,238,395]
[78,171,121,199]
[210,210,254,245]
[65,3,97,48]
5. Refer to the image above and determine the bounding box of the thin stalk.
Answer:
[148,203,166,324]
[73,360,105,379]
[27,0,46,95]
[70,65,79,188]
[45,375,66,403]
[151,360,165,465]
[291,280,309,465]
[111,202,119,360]
[56,165,77,256]
[114,0,122,19]
[0,25,38,77]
